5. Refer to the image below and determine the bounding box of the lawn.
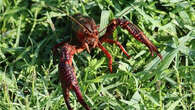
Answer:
[0,0,195,110]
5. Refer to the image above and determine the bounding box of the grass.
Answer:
[0,0,195,110]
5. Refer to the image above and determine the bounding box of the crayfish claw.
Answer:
[59,43,90,110]
[158,53,163,60]
[63,89,72,110]
[113,18,163,59]
[147,42,162,60]
[72,84,90,110]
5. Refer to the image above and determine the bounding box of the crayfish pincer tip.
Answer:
[158,54,163,60]
[109,68,113,73]
[127,55,131,59]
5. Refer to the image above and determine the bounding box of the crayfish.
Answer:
[53,13,162,110]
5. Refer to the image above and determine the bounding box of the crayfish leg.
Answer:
[98,42,113,72]
[100,38,130,59]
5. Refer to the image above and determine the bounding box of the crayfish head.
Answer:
[83,31,99,53]
[73,14,99,53]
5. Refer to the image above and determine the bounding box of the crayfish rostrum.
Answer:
[53,13,162,110]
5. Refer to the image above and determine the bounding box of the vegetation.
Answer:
[0,0,195,110]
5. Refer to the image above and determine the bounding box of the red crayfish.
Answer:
[53,13,162,110]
